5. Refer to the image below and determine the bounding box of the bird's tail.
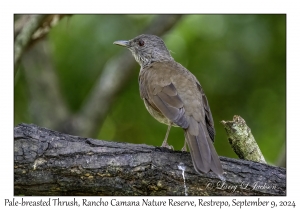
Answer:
[184,122,223,175]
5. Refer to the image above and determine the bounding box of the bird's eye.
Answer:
[138,40,144,46]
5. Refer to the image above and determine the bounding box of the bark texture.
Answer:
[14,123,286,196]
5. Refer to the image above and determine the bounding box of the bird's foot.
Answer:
[161,141,174,150]
[181,144,187,152]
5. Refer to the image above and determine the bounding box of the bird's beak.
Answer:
[113,40,129,47]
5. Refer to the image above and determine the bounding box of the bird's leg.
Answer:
[181,139,187,151]
[161,123,174,150]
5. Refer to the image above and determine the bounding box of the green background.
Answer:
[14,15,286,166]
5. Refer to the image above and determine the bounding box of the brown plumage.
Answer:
[114,34,223,175]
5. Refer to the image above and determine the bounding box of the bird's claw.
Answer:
[161,142,174,150]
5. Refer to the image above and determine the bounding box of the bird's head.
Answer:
[114,34,173,68]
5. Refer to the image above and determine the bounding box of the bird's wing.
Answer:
[139,61,215,140]
[139,63,189,129]
[197,83,215,141]
[152,83,189,128]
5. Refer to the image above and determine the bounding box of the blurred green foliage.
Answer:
[14,15,286,165]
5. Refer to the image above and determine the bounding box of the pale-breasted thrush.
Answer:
[114,34,223,175]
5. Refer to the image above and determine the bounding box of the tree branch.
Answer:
[14,15,47,76]
[14,123,286,196]
[221,115,266,164]
[14,14,69,77]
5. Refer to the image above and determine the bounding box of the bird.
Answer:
[113,34,223,176]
